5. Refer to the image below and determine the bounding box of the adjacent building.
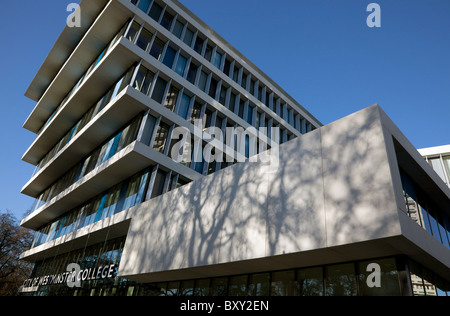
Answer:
[19,0,450,296]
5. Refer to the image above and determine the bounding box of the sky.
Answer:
[0,0,449,221]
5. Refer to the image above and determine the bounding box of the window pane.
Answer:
[183,28,194,47]
[297,268,324,296]
[223,59,231,76]
[137,0,151,13]
[271,270,296,296]
[164,85,179,112]
[177,94,191,119]
[132,66,154,96]
[204,45,213,62]
[125,22,140,42]
[162,46,177,69]
[194,279,210,296]
[208,78,218,99]
[229,275,247,296]
[194,37,204,54]
[358,258,401,296]
[153,122,170,153]
[247,273,270,296]
[186,63,198,84]
[190,102,203,124]
[151,170,168,199]
[174,55,187,77]
[160,12,174,30]
[136,28,153,52]
[430,158,447,182]
[325,263,357,296]
[409,261,425,296]
[148,2,163,21]
[151,77,168,104]
[443,157,450,182]
[166,281,180,296]
[214,52,222,69]
[179,280,194,296]
[149,38,165,60]
[173,20,184,39]
[211,277,228,296]
[198,71,208,92]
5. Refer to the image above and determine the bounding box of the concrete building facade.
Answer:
[19,0,450,296]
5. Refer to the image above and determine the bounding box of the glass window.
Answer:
[125,22,141,43]
[219,86,227,106]
[160,12,174,30]
[148,2,163,21]
[204,45,213,62]
[151,77,168,104]
[358,258,401,296]
[164,85,179,112]
[133,66,154,96]
[214,52,223,69]
[229,92,237,113]
[190,102,203,124]
[248,273,270,296]
[194,36,204,55]
[166,281,180,296]
[409,260,425,296]
[162,46,177,69]
[183,28,194,47]
[140,114,157,146]
[429,158,447,183]
[198,71,208,92]
[172,20,185,39]
[153,122,170,153]
[443,157,450,182]
[247,104,254,125]
[186,63,198,84]
[211,277,228,296]
[177,94,191,119]
[149,37,165,61]
[297,267,323,296]
[233,66,240,83]
[271,270,296,296]
[137,0,151,13]
[151,169,168,199]
[208,78,218,99]
[325,263,357,296]
[229,275,248,296]
[223,59,231,77]
[136,28,153,52]
[174,55,187,77]
[179,280,194,296]
[194,279,210,296]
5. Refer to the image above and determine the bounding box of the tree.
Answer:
[0,210,34,296]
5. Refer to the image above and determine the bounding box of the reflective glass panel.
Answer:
[325,263,357,296]
[271,270,296,296]
[248,273,270,296]
[358,258,401,296]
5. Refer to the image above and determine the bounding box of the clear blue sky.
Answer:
[1,0,449,220]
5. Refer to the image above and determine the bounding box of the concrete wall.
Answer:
[118,105,406,282]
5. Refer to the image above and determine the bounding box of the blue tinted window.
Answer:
[163,46,177,69]
[178,94,191,119]
[137,0,151,13]
[175,55,187,77]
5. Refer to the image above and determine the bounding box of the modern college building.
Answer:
[19,0,450,296]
